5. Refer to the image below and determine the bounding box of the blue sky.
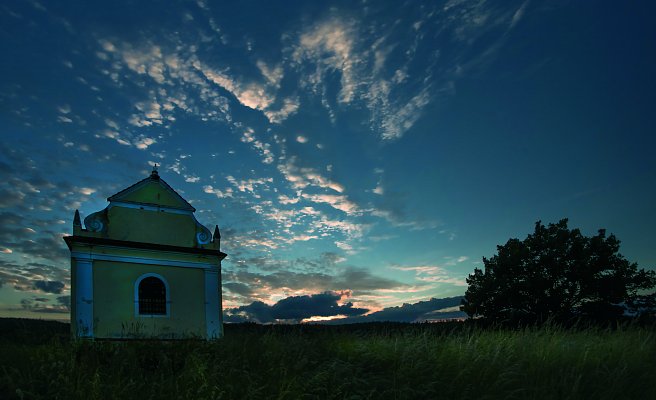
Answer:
[1,0,655,322]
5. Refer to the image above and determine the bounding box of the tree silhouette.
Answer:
[462,219,656,324]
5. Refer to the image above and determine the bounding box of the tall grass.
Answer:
[0,320,654,399]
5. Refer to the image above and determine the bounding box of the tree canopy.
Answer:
[462,219,656,324]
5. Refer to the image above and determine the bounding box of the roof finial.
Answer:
[213,225,221,249]
[73,209,81,227]
[151,163,159,179]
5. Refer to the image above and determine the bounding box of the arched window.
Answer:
[135,274,169,316]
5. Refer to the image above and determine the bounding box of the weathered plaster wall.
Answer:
[107,207,197,247]
[70,259,77,336]
[93,261,206,339]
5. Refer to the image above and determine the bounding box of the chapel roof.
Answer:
[107,167,196,212]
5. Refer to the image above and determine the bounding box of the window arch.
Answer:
[134,273,170,317]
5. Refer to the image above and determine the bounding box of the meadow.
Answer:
[0,318,654,400]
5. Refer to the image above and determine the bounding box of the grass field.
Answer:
[0,319,654,399]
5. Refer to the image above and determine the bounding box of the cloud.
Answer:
[302,193,358,215]
[33,280,65,294]
[94,38,235,137]
[294,18,358,104]
[241,128,274,164]
[78,187,96,196]
[57,295,71,310]
[225,294,465,324]
[286,2,521,140]
[224,266,406,304]
[134,136,157,150]
[20,296,69,314]
[290,16,437,140]
[338,296,466,323]
[223,282,255,298]
[510,1,529,30]
[257,60,284,87]
[204,184,233,198]
[196,61,297,123]
[377,87,431,140]
[92,3,514,145]
[278,157,345,193]
[278,195,299,205]
[263,97,299,123]
[197,63,273,110]
[0,260,70,294]
[312,216,365,241]
[225,291,367,323]
[3,233,69,263]
[226,175,273,193]
[393,264,467,286]
[368,188,441,231]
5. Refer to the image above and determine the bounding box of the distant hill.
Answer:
[0,318,70,344]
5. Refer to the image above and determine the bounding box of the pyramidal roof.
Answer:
[107,168,195,212]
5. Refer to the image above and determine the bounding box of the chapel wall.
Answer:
[92,260,206,339]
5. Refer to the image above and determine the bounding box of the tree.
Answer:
[461,219,656,324]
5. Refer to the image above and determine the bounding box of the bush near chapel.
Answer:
[461,219,656,324]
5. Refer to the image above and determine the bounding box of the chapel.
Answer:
[63,167,226,339]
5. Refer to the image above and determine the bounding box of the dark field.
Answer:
[0,318,654,399]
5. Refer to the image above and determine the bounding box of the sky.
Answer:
[0,0,655,323]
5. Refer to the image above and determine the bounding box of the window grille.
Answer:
[138,277,166,315]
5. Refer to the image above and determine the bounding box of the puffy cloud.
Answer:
[203,184,233,198]
[263,97,299,124]
[302,193,358,214]
[223,282,255,298]
[196,62,296,123]
[337,296,465,323]
[225,291,367,323]
[1,232,69,264]
[257,60,284,87]
[312,216,365,241]
[57,104,71,114]
[225,294,466,324]
[225,175,273,194]
[278,157,345,193]
[278,195,299,205]
[94,38,234,137]
[241,128,274,164]
[33,280,65,294]
[134,136,157,150]
[0,260,69,294]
